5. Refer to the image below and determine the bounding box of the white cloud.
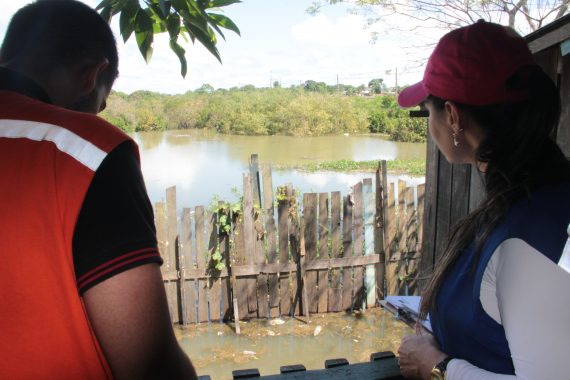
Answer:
[292,14,370,47]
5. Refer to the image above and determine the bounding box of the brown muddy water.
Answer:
[174,308,412,379]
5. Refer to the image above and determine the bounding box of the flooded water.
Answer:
[132,130,426,210]
[175,308,413,380]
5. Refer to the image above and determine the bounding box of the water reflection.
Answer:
[175,308,413,380]
[132,130,426,209]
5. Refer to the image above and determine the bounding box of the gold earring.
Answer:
[452,128,463,147]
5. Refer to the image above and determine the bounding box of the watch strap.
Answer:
[434,357,452,376]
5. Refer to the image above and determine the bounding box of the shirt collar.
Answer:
[0,66,52,104]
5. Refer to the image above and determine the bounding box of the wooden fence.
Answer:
[156,156,425,325]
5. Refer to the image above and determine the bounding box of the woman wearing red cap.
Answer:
[396,20,570,379]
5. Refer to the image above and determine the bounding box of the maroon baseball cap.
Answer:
[398,20,535,108]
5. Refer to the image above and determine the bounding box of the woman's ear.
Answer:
[79,58,109,94]
[444,101,463,133]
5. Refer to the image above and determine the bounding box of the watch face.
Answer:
[430,368,445,380]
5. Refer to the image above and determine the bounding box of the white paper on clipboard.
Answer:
[381,295,432,332]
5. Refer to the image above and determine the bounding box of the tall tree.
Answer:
[96,0,241,78]
[368,78,384,94]
[307,0,569,35]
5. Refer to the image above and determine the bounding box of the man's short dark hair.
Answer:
[0,0,119,85]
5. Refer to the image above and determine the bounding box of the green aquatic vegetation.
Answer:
[273,158,426,176]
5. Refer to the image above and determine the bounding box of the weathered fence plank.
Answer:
[317,193,329,313]
[164,188,179,324]
[243,173,258,319]
[352,182,364,310]
[328,191,342,312]
[419,135,439,291]
[219,203,231,321]
[195,206,209,323]
[385,183,397,295]
[278,186,291,316]
[208,210,221,321]
[403,185,417,295]
[263,164,280,318]
[341,195,353,311]
[363,178,376,308]
[180,208,196,324]
[375,161,387,300]
[304,193,318,314]
[233,193,248,321]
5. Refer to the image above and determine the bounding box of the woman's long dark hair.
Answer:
[419,66,570,321]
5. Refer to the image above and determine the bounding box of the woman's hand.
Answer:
[397,332,448,379]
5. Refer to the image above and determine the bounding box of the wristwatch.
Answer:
[430,357,452,380]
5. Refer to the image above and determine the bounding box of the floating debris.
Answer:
[243,350,256,356]
[269,318,285,326]
[313,325,322,336]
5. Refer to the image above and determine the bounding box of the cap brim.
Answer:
[397,81,428,108]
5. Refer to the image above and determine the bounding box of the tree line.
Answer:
[100,85,427,143]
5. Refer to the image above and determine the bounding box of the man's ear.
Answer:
[79,58,109,94]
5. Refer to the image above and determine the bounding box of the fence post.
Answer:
[262,163,279,318]
[243,173,258,319]
[375,161,387,300]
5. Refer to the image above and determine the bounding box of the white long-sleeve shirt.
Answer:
[447,238,570,379]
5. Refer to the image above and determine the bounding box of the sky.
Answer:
[0,0,438,95]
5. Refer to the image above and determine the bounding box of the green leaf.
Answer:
[158,0,169,15]
[169,39,187,77]
[212,250,222,260]
[208,13,240,36]
[184,21,221,63]
[166,13,181,39]
[215,262,226,271]
[135,9,154,62]
[95,0,112,11]
[119,0,139,43]
[172,0,191,14]
[208,22,226,41]
[208,0,241,8]
[99,6,113,22]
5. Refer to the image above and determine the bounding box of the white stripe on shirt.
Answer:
[0,119,106,172]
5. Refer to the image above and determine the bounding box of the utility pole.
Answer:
[337,73,340,93]
[395,67,398,94]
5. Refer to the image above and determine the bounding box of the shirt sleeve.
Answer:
[72,141,163,294]
[447,238,570,379]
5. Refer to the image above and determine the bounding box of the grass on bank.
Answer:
[273,158,426,176]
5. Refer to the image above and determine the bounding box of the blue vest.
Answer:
[431,182,570,374]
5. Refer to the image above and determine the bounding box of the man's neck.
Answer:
[0,65,52,104]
